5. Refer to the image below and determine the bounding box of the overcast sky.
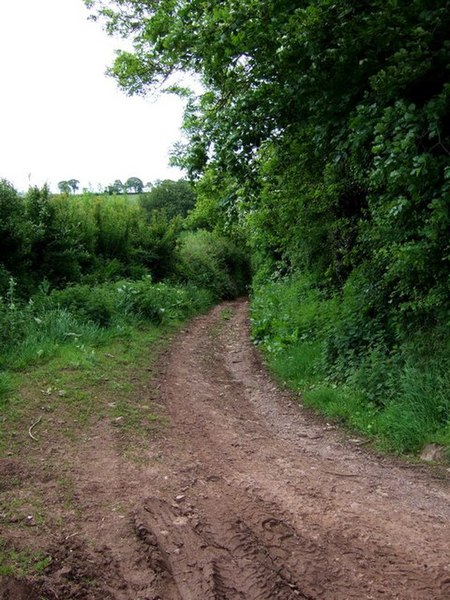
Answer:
[0,0,186,192]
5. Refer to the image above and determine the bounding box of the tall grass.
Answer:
[0,277,214,375]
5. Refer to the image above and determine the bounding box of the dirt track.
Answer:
[1,300,450,599]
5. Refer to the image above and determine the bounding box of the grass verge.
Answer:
[251,275,450,458]
[0,320,181,457]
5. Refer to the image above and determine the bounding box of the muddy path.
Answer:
[1,300,449,599]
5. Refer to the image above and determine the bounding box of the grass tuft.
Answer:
[0,539,51,577]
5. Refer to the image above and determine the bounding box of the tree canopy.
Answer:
[68,179,80,194]
[57,181,71,194]
[58,179,80,194]
[124,176,144,193]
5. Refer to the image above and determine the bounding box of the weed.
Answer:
[0,539,51,577]
[220,307,233,321]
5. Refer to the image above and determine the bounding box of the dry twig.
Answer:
[324,471,361,478]
[28,415,42,441]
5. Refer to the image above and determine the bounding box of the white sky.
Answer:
[0,0,186,192]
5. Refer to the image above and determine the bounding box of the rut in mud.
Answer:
[1,300,449,600]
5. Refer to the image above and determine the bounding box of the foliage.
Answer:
[105,179,124,194]
[67,179,80,193]
[132,209,181,280]
[57,179,79,194]
[57,181,71,194]
[0,179,248,392]
[177,230,249,300]
[124,176,144,193]
[86,0,450,329]
[0,276,215,373]
[140,179,196,220]
[0,186,180,290]
[0,180,27,289]
[251,276,450,453]
[49,277,214,327]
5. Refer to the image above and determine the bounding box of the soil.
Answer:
[1,300,449,599]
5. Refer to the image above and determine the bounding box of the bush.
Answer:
[0,275,216,375]
[140,179,196,220]
[46,277,215,328]
[115,278,214,323]
[49,285,117,327]
[177,230,250,299]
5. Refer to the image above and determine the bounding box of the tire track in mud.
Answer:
[134,495,315,600]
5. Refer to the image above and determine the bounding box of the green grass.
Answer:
[0,539,51,577]
[0,372,16,407]
[251,275,450,458]
[0,277,214,428]
[0,323,176,454]
[0,277,215,458]
[268,341,380,437]
[270,341,322,390]
[266,340,450,455]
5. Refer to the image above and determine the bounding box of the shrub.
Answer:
[177,230,250,299]
[49,285,117,327]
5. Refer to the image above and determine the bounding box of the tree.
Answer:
[86,0,450,330]
[124,177,144,193]
[68,179,80,194]
[105,179,124,195]
[112,179,124,194]
[58,181,71,194]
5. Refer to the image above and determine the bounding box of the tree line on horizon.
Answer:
[58,177,153,195]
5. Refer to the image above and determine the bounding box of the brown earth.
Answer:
[1,300,449,599]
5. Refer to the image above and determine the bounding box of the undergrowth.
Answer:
[251,275,450,456]
[0,276,215,425]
